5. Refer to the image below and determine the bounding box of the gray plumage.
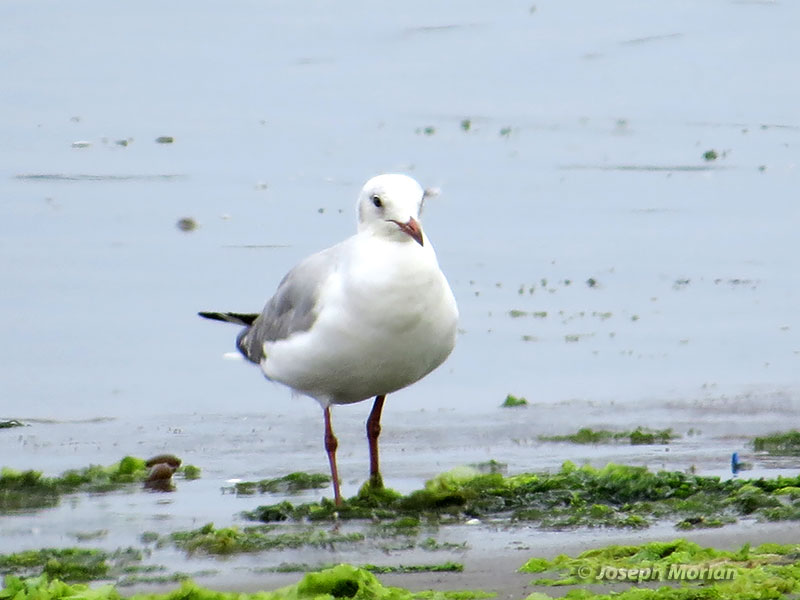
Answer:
[234,245,339,363]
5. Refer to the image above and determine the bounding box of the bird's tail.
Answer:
[198,311,259,326]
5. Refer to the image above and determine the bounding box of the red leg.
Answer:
[366,395,386,489]
[323,406,342,505]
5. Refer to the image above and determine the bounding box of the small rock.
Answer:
[147,463,176,481]
[145,454,182,468]
[144,462,176,492]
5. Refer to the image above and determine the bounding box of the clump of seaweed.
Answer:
[0,456,201,512]
[268,561,465,574]
[520,538,800,598]
[181,464,202,480]
[150,523,364,555]
[0,547,143,582]
[753,430,800,456]
[363,562,464,574]
[233,472,331,495]
[243,462,800,531]
[501,394,528,408]
[0,457,147,512]
[539,427,678,445]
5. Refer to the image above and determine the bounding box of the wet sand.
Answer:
[120,520,800,597]
[383,523,800,599]
[3,393,799,595]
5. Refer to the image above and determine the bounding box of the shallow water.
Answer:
[1,0,799,592]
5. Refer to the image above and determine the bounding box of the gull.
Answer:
[199,174,458,504]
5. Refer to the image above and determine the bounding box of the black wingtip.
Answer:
[198,311,259,326]
[198,311,225,322]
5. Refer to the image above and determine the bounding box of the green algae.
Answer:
[243,462,800,531]
[0,419,25,429]
[158,523,365,555]
[501,394,528,408]
[268,562,463,574]
[375,516,421,536]
[0,547,143,582]
[180,464,202,480]
[419,537,469,552]
[363,562,464,574]
[0,564,492,600]
[0,547,215,587]
[269,562,467,576]
[118,571,191,587]
[0,457,201,512]
[0,457,148,512]
[234,472,331,495]
[539,427,677,445]
[519,538,800,599]
[117,568,219,587]
[70,530,109,542]
[753,430,800,456]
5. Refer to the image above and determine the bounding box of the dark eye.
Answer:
[371,195,383,208]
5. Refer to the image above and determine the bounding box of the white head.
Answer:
[356,174,426,246]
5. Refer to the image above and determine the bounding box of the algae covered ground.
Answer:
[3,452,800,598]
[0,565,491,600]
[242,462,800,531]
[538,427,678,446]
[753,431,800,457]
[521,539,800,599]
[3,540,800,600]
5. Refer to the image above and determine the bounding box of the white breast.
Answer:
[261,233,458,405]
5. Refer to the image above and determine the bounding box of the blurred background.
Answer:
[3,1,797,421]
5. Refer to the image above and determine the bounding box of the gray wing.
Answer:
[236,245,341,364]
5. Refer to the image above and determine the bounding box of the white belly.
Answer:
[260,236,458,405]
